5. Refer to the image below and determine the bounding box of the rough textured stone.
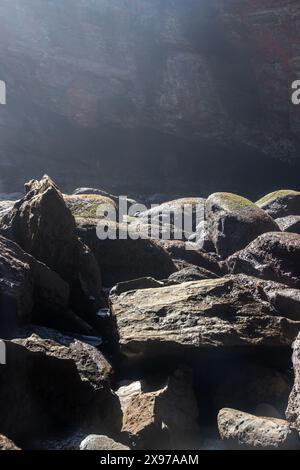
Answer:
[110,277,165,296]
[218,408,300,450]
[0,176,102,314]
[0,335,121,442]
[205,193,279,258]
[77,219,176,287]
[167,266,218,284]
[286,332,300,432]
[122,366,200,450]
[228,232,300,288]
[0,235,87,336]
[276,215,300,234]
[64,194,117,220]
[110,276,300,361]
[0,435,20,450]
[256,190,300,219]
[80,435,129,451]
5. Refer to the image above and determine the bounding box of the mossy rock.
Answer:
[205,192,279,258]
[64,194,117,219]
[256,190,300,218]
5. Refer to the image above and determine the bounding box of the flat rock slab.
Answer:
[110,276,300,360]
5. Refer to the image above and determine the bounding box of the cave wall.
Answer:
[0,0,299,197]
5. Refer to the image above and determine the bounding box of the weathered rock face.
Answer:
[0,334,121,443]
[218,408,299,450]
[0,176,102,313]
[110,276,300,361]
[0,235,80,336]
[80,435,129,451]
[276,215,300,234]
[0,1,300,196]
[121,366,200,450]
[256,191,300,219]
[0,435,21,451]
[64,194,117,220]
[77,219,176,287]
[205,193,279,258]
[286,332,300,432]
[228,232,300,288]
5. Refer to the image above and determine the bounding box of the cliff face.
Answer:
[0,0,299,196]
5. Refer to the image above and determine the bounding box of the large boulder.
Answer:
[110,276,300,362]
[0,333,121,444]
[275,215,300,234]
[286,332,300,432]
[228,232,300,288]
[0,176,102,313]
[0,235,88,336]
[218,408,299,450]
[205,193,279,258]
[157,240,223,276]
[64,194,117,220]
[121,366,200,450]
[77,219,176,287]
[256,190,300,219]
[137,198,205,240]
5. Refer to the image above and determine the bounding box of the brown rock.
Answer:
[0,435,20,450]
[218,408,299,449]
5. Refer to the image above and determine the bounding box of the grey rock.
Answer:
[110,276,300,361]
[276,215,300,233]
[218,408,299,450]
[286,332,300,432]
[228,232,300,288]
[205,192,279,258]
[256,190,300,219]
[80,435,129,451]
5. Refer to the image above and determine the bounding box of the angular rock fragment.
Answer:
[0,335,121,443]
[0,435,21,450]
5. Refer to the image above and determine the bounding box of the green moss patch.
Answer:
[256,190,300,206]
[64,194,117,219]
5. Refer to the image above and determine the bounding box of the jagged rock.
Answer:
[276,215,300,233]
[218,408,299,450]
[80,435,129,451]
[122,366,200,450]
[0,435,20,450]
[167,266,218,284]
[64,194,117,220]
[0,201,15,220]
[0,176,102,314]
[77,219,176,287]
[0,334,121,443]
[0,235,88,336]
[286,332,300,432]
[157,240,223,276]
[256,190,300,219]
[214,365,291,416]
[110,278,165,296]
[110,276,300,361]
[205,193,279,259]
[228,232,300,288]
